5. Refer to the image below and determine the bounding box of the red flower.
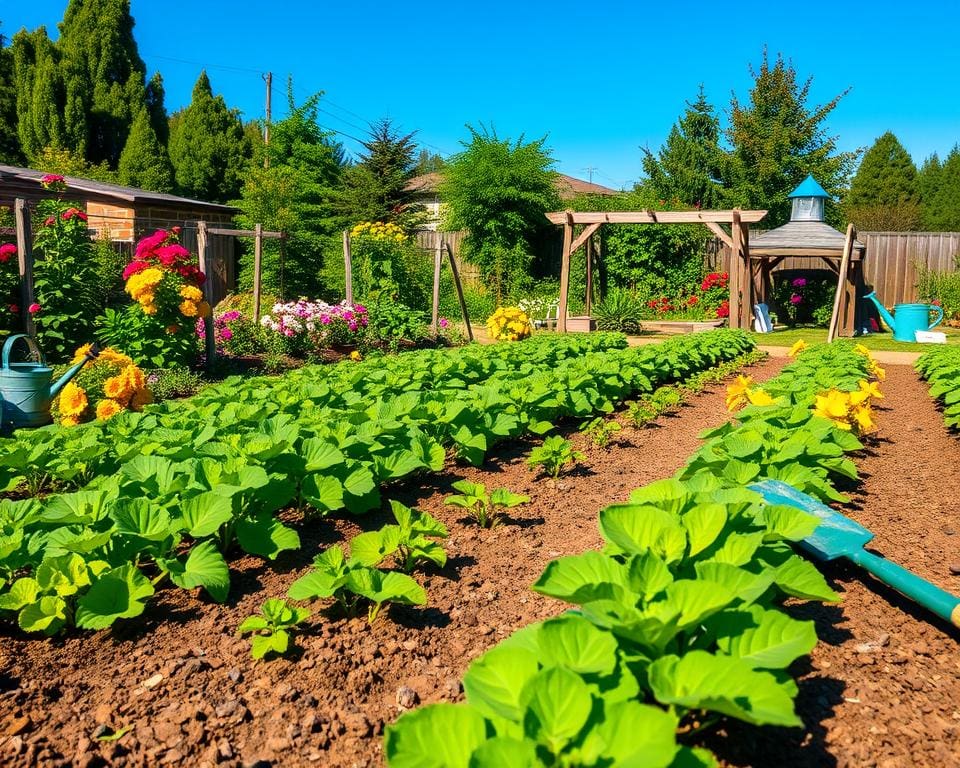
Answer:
[28,303,41,314]
[135,229,170,259]
[8,304,18,314]
[171,226,182,235]
[716,300,730,319]
[155,244,190,266]
[932,299,942,306]
[687,295,699,305]
[0,243,15,262]
[123,260,150,280]
[40,174,64,185]
[43,216,56,227]
[61,207,88,222]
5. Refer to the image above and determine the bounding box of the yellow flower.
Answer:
[103,375,130,401]
[746,388,775,406]
[99,348,133,367]
[725,375,754,411]
[851,403,877,434]
[143,303,158,316]
[788,339,808,357]
[813,389,852,430]
[179,285,203,302]
[59,382,88,418]
[71,343,95,364]
[849,379,883,406]
[130,387,153,411]
[349,350,363,361]
[869,360,886,381]
[61,415,80,428]
[197,301,211,319]
[179,300,198,317]
[855,343,872,357]
[96,399,122,420]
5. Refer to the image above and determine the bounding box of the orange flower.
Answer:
[95,399,122,420]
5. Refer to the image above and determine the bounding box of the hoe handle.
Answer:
[852,549,960,627]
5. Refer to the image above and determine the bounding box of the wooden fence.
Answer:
[414,230,482,285]
[708,231,960,305]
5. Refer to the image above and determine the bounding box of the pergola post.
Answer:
[557,211,574,333]
[729,210,745,330]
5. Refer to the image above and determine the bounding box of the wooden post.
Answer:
[197,222,216,369]
[14,199,35,336]
[557,211,574,333]
[430,234,442,335]
[445,241,473,342]
[729,210,744,330]
[252,223,263,323]
[740,219,752,330]
[343,230,353,304]
[828,224,856,343]
[585,234,594,315]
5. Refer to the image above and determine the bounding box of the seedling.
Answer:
[237,598,310,659]
[349,501,448,572]
[582,417,623,448]
[527,436,585,479]
[444,480,529,528]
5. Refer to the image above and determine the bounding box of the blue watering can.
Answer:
[0,335,99,430]
[864,292,943,343]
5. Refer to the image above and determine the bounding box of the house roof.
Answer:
[750,220,865,253]
[404,172,618,200]
[0,164,237,214]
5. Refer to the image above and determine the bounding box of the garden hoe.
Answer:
[750,480,960,628]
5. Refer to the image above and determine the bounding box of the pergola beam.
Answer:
[704,222,733,249]
[568,222,602,257]
[545,209,767,225]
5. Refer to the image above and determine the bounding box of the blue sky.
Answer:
[7,0,960,189]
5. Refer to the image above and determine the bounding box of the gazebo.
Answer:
[747,176,865,338]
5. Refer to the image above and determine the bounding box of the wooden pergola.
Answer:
[546,209,768,332]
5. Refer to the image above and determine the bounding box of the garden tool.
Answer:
[0,335,99,429]
[863,291,943,342]
[750,479,960,628]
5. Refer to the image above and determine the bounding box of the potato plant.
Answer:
[238,598,311,660]
[444,480,529,528]
[527,436,585,479]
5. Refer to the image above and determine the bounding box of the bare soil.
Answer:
[2,357,958,768]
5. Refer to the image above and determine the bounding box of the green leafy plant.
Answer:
[917,345,960,429]
[444,480,529,528]
[237,598,310,659]
[593,287,644,333]
[581,416,622,448]
[349,501,448,572]
[527,436,585,479]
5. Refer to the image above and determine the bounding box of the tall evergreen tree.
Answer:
[117,107,173,191]
[168,71,250,202]
[12,27,70,162]
[413,149,445,175]
[642,85,727,208]
[918,153,943,229]
[0,24,23,163]
[145,72,169,147]
[56,0,147,167]
[924,146,960,231]
[844,132,920,230]
[725,49,858,226]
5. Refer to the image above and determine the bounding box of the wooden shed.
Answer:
[0,164,239,303]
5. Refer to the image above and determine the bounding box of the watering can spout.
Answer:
[864,291,897,334]
[48,344,99,400]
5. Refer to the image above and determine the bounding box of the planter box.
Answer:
[641,319,725,335]
[564,316,597,332]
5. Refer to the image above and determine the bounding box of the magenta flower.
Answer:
[439,317,449,329]
[792,278,807,288]
[790,294,803,305]
[349,322,358,332]
[221,328,233,340]
[28,302,41,314]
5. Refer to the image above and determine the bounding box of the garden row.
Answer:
[0,330,755,635]
[916,345,960,430]
[383,342,885,768]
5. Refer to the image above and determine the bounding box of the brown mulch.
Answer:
[2,357,959,768]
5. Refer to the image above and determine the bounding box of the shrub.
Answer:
[771,273,835,327]
[593,288,643,333]
[148,366,206,401]
[916,257,960,321]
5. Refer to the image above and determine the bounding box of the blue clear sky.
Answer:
[7,0,960,189]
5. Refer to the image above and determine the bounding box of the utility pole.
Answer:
[263,72,272,168]
[581,166,597,183]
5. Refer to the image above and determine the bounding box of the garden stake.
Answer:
[751,480,960,628]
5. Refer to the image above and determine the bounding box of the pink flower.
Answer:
[790,294,803,305]
[792,278,807,288]
[155,244,190,265]
[221,328,233,340]
[320,315,331,325]
[28,303,41,314]
[0,243,16,262]
[135,229,169,258]
[348,322,358,332]
[40,174,65,186]
[439,317,449,329]
[61,207,87,222]
[123,260,150,280]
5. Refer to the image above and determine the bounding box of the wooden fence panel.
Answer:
[414,230,481,285]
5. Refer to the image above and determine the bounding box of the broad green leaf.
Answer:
[300,438,345,471]
[350,526,401,566]
[693,561,773,605]
[178,492,235,538]
[648,651,801,727]
[532,551,627,604]
[581,700,679,768]
[759,505,820,542]
[682,503,727,557]
[722,431,764,459]
[464,644,541,721]
[625,551,674,600]
[345,568,427,607]
[536,614,618,675]
[301,474,345,513]
[236,514,300,560]
[599,504,686,561]
[627,478,691,515]
[385,703,488,768]
[490,488,529,509]
[75,564,155,630]
[721,459,761,485]
[717,608,818,669]
[520,667,592,753]
[468,737,537,768]
[162,540,230,602]
[18,595,68,635]
[111,499,173,542]
[661,579,736,628]
[773,555,840,602]
[250,630,289,659]
[0,577,41,611]
[706,531,765,566]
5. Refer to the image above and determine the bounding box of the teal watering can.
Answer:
[864,291,943,342]
[0,335,99,430]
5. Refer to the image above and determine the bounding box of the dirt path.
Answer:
[710,363,960,768]
[0,357,785,768]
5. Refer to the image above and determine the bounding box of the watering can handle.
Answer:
[2,334,43,369]
[929,305,944,330]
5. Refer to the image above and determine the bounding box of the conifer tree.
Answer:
[924,147,960,231]
[118,107,174,191]
[844,132,920,230]
[642,86,727,208]
[918,154,943,230]
[12,28,70,162]
[0,24,23,163]
[725,49,858,226]
[168,71,250,202]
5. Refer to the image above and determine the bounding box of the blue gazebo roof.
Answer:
[788,175,830,199]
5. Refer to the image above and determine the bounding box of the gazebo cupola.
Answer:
[788,174,830,222]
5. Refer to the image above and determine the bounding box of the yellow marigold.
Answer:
[197,301,211,319]
[130,387,153,412]
[95,399,123,420]
[179,285,203,302]
[122,365,146,393]
[99,348,133,367]
[179,300,198,317]
[71,343,95,364]
[61,415,80,428]
[349,350,363,361]
[59,382,88,418]
[788,339,808,357]
[139,267,163,286]
[143,302,158,316]
[103,375,130,401]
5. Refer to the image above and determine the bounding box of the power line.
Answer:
[142,52,263,75]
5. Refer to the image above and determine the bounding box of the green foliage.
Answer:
[643,85,728,208]
[238,598,310,659]
[917,345,960,429]
[12,27,72,162]
[918,153,942,230]
[0,26,23,164]
[581,417,622,448]
[97,304,198,368]
[440,125,560,302]
[592,287,644,333]
[771,273,836,327]
[30,146,116,183]
[445,480,529,528]
[916,259,960,321]
[725,49,858,227]
[413,149,445,175]
[117,107,174,192]
[920,146,960,231]
[844,132,920,231]
[168,71,250,203]
[363,300,431,348]
[527,436,585,479]
[148,366,206,402]
[350,501,448,572]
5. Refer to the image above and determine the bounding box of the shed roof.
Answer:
[0,164,237,214]
[788,174,831,198]
[405,172,618,200]
[750,220,865,254]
